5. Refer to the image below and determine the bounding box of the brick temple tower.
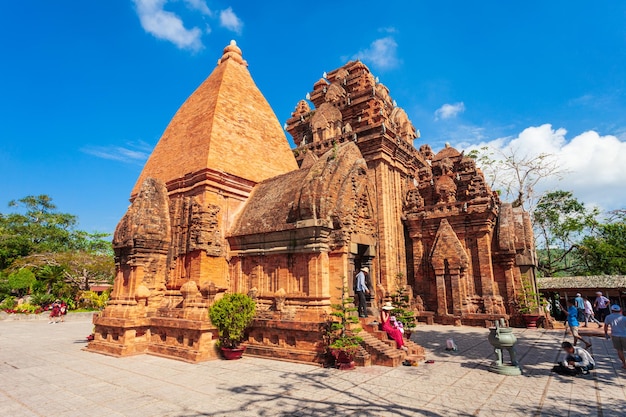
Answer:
[285,61,429,299]
[88,41,298,360]
[285,61,537,326]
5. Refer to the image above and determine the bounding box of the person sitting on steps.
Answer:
[380,302,407,351]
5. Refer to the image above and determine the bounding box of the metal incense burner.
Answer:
[487,318,522,376]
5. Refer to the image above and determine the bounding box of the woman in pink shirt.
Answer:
[380,302,407,351]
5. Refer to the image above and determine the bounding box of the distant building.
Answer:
[538,275,626,311]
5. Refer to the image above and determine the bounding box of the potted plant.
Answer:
[209,293,256,360]
[391,273,417,337]
[328,285,363,370]
[517,278,542,328]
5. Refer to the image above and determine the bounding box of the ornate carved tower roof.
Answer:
[132,41,298,196]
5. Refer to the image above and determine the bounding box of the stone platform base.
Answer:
[87,313,219,363]
[245,345,321,364]
[245,319,326,364]
[489,364,522,376]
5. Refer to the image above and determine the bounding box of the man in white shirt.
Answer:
[583,296,602,328]
[594,291,611,321]
[560,341,595,375]
[355,266,370,318]
[604,304,626,369]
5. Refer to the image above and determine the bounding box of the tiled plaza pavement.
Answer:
[1,318,625,417]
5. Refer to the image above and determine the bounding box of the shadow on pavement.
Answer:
[174,368,469,417]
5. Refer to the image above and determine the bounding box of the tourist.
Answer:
[380,302,407,351]
[583,296,602,328]
[560,341,595,375]
[355,266,370,318]
[574,293,585,321]
[60,300,67,323]
[49,300,61,324]
[604,304,626,370]
[564,299,592,349]
[390,316,404,334]
[594,292,611,321]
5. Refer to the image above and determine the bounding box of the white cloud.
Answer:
[133,0,203,51]
[183,0,212,16]
[434,102,465,120]
[82,141,153,165]
[460,124,626,211]
[219,7,243,34]
[352,36,400,71]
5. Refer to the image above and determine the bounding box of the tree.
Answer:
[579,210,626,275]
[9,251,114,291]
[71,230,113,256]
[0,194,113,267]
[0,195,77,269]
[0,195,114,305]
[7,268,36,297]
[467,146,563,211]
[391,273,416,329]
[533,190,598,276]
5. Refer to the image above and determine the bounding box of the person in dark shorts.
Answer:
[564,299,592,349]
[604,304,626,370]
[594,292,611,321]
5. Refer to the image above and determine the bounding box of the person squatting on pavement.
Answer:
[560,341,595,375]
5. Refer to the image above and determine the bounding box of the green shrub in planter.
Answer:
[328,286,363,358]
[209,293,256,349]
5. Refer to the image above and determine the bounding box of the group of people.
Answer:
[48,299,67,324]
[356,266,626,372]
[354,266,408,351]
[570,291,612,327]
[560,299,626,375]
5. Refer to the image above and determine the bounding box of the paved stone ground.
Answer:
[1,318,625,417]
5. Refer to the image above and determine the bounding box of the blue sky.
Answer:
[1,1,625,234]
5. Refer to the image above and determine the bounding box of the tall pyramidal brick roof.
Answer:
[131,41,298,196]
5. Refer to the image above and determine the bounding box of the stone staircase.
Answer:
[355,317,425,367]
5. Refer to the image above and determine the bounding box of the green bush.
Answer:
[0,296,16,310]
[51,281,75,300]
[8,269,36,297]
[14,303,41,314]
[209,293,256,349]
[78,290,109,309]
[62,296,77,311]
[391,273,417,329]
[328,285,362,354]
[30,292,56,307]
